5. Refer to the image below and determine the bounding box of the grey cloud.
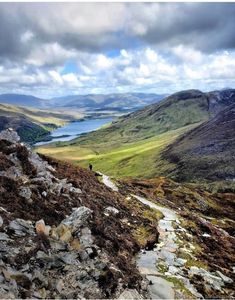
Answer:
[127,3,235,52]
[0,2,235,65]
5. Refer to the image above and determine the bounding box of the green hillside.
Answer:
[37,124,198,178]
[0,103,83,143]
[75,89,210,148]
[37,89,235,180]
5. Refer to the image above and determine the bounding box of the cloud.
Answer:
[0,3,235,97]
[126,3,235,52]
[1,3,235,64]
[1,46,235,98]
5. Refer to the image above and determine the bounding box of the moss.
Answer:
[162,275,196,298]
[143,208,164,223]
[133,226,156,248]
[185,258,208,269]
[157,260,168,273]
[180,219,198,233]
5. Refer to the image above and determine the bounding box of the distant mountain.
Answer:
[0,92,166,112]
[51,93,166,111]
[0,94,47,108]
[163,102,235,182]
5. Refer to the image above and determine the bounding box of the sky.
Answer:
[0,2,235,98]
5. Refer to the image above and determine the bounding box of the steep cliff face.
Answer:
[0,129,159,299]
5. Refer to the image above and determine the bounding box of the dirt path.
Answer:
[133,195,202,299]
[101,174,233,299]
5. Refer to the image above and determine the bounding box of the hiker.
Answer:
[89,163,93,171]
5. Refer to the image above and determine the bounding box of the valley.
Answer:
[37,89,235,185]
[0,88,235,299]
[1,3,235,299]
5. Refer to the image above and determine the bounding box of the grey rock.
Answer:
[62,206,93,231]
[36,251,65,269]
[79,227,93,248]
[19,187,32,200]
[42,191,47,197]
[0,274,4,284]
[118,289,144,299]
[0,243,9,254]
[216,270,233,284]
[95,261,107,271]
[147,275,175,299]
[49,239,68,251]
[0,216,3,227]
[0,286,16,299]
[79,250,89,261]
[58,252,79,265]
[32,269,48,286]
[189,266,224,290]
[9,219,35,237]
[168,265,179,275]
[0,233,12,241]
[104,206,119,215]
[69,187,82,194]
[0,129,20,143]
[0,166,22,179]
[55,279,64,293]
[174,258,187,267]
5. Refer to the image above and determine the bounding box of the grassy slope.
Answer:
[0,103,83,143]
[37,90,210,178]
[37,124,198,178]
[72,90,210,148]
[0,103,83,128]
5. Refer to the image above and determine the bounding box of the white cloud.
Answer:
[26,43,77,67]
[95,54,113,70]
[20,30,34,43]
[172,45,203,64]
[1,46,235,97]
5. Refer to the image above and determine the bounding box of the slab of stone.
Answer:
[147,275,175,299]
[118,289,143,299]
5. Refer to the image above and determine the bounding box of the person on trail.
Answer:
[89,163,93,171]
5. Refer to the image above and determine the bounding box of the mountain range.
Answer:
[0,92,166,112]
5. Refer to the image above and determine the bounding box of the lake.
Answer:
[35,117,114,146]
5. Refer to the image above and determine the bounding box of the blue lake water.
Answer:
[36,117,114,146]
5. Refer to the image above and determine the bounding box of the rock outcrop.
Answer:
[0,130,159,299]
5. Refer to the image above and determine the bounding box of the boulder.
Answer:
[79,227,94,248]
[19,186,32,200]
[104,206,119,216]
[0,232,11,241]
[118,289,144,299]
[0,129,20,143]
[9,219,35,237]
[216,270,233,284]
[62,207,93,231]
[35,219,51,236]
[69,187,82,194]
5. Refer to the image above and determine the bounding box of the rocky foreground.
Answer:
[0,129,234,299]
[0,129,160,299]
